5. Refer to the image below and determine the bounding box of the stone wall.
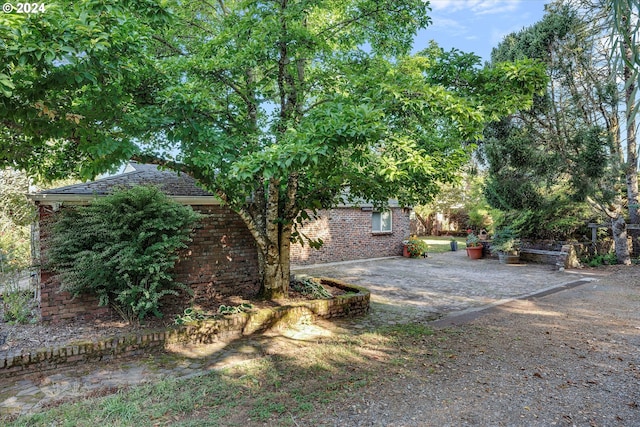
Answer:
[519,241,620,268]
[37,204,260,323]
[1,279,369,378]
[519,247,578,269]
[290,207,411,265]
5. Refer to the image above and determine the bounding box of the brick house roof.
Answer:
[38,162,213,197]
[31,162,404,208]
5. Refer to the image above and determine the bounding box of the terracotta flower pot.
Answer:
[403,245,410,257]
[466,245,483,259]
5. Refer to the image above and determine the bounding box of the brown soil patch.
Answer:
[0,278,346,356]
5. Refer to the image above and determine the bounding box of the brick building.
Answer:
[29,163,409,322]
[289,205,411,265]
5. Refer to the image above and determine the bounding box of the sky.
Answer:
[413,0,550,62]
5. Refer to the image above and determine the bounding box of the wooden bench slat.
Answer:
[520,248,568,256]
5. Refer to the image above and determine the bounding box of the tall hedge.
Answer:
[46,186,202,323]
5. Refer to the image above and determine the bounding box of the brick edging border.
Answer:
[1,279,370,378]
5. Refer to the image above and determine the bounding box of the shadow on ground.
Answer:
[3,254,634,426]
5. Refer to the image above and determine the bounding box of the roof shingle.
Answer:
[39,163,213,197]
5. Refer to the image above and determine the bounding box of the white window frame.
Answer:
[372,210,393,233]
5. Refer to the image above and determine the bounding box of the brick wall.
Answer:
[38,204,260,323]
[290,207,411,265]
[170,205,260,310]
[36,202,405,322]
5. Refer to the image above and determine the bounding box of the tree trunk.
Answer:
[414,212,430,236]
[623,24,640,256]
[257,248,289,300]
[236,174,297,300]
[612,214,631,265]
[626,166,639,256]
[256,221,292,300]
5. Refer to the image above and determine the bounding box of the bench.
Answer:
[519,246,577,269]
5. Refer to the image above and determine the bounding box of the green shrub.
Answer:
[405,237,429,257]
[0,235,35,324]
[494,203,592,241]
[1,281,36,324]
[581,252,618,267]
[173,303,255,324]
[46,186,203,323]
[174,307,208,324]
[290,275,332,299]
[491,227,520,253]
[218,303,254,315]
[0,232,31,275]
[465,232,481,247]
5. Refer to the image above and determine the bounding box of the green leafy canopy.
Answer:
[2,0,547,297]
[0,0,171,180]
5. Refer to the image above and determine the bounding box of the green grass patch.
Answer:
[416,236,466,254]
[3,321,456,426]
[250,398,287,421]
[375,323,434,339]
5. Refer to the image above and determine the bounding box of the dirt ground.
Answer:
[297,265,640,426]
[0,279,333,355]
[2,259,640,426]
[0,251,594,355]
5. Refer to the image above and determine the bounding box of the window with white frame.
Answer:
[372,210,392,233]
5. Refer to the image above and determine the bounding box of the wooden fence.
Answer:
[587,223,640,243]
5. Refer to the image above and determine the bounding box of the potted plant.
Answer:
[466,232,483,259]
[491,227,521,264]
[403,236,429,258]
[450,237,458,251]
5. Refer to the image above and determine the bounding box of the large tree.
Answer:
[1,0,546,298]
[0,0,172,179]
[481,4,606,239]
[605,0,639,255]
[482,1,638,263]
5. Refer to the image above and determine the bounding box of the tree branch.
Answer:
[130,154,192,176]
[237,205,268,252]
[151,34,184,56]
[216,0,230,16]
[317,2,409,39]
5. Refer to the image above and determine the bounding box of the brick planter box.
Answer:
[0,279,369,378]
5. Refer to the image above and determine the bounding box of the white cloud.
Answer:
[474,0,520,15]
[429,17,468,35]
[428,0,465,12]
[428,0,521,15]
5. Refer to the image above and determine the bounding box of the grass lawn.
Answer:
[2,324,439,427]
[417,235,466,254]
